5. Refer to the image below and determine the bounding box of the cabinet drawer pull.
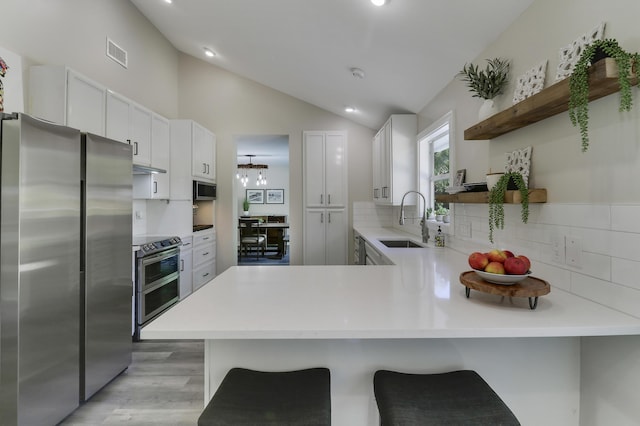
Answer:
[328,194,331,205]
[203,272,210,277]
[153,181,158,194]
[203,252,209,256]
[180,259,184,271]
[202,162,207,173]
[328,212,331,223]
[321,213,324,223]
[133,141,138,155]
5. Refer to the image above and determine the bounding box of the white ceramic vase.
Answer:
[478,98,497,121]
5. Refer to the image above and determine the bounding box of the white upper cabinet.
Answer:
[372,114,417,205]
[192,122,216,182]
[106,91,152,166]
[134,113,171,199]
[170,119,217,200]
[303,131,347,208]
[29,65,106,136]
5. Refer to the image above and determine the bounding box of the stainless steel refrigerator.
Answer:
[0,113,133,425]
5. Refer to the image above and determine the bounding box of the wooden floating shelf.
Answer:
[464,58,638,140]
[435,188,547,204]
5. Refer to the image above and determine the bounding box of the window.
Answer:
[418,111,454,212]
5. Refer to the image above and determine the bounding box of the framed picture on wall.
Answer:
[266,189,284,204]
[246,189,264,204]
[454,169,466,186]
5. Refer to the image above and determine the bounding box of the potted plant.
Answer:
[242,197,250,216]
[426,207,434,220]
[488,172,529,244]
[458,58,511,120]
[435,204,448,222]
[568,38,640,152]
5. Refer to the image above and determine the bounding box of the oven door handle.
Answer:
[140,271,180,294]
[139,247,180,267]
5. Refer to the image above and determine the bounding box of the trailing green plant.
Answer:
[568,38,640,152]
[458,58,511,99]
[488,172,529,244]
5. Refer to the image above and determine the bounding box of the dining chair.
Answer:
[239,218,267,259]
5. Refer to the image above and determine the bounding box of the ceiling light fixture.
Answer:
[371,0,388,6]
[345,106,357,113]
[164,0,172,3]
[236,155,268,187]
[203,47,215,57]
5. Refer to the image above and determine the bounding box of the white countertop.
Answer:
[141,227,640,340]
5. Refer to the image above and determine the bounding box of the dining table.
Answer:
[238,220,289,258]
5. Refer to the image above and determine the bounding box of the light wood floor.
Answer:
[61,340,204,425]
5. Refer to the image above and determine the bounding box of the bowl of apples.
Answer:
[468,249,531,285]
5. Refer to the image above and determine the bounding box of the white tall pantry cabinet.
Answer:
[303,131,348,265]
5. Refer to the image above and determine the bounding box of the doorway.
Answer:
[235,135,290,265]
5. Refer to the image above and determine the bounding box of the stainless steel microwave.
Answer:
[193,180,216,200]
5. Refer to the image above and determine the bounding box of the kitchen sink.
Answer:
[378,240,424,248]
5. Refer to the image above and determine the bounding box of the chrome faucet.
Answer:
[399,190,429,243]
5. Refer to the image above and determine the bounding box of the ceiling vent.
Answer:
[106,38,128,68]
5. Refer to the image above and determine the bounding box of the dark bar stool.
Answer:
[198,367,331,426]
[374,370,520,425]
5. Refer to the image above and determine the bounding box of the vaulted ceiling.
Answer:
[131,0,534,130]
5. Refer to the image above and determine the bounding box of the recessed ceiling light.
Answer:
[371,0,388,6]
[164,0,172,4]
[203,47,215,57]
[345,106,357,113]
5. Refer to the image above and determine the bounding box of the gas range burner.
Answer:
[193,224,213,232]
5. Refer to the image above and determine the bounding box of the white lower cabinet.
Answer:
[304,209,346,265]
[179,236,193,299]
[192,229,216,291]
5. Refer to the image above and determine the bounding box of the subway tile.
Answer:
[536,204,610,229]
[571,273,640,318]
[611,257,640,291]
[611,205,640,233]
[609,231,640,261]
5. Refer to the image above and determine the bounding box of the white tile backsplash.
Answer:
[353,201,640,319]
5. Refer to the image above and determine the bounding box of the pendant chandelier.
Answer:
[236,155,268,187]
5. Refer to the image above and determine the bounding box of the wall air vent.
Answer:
[106,38,128,68]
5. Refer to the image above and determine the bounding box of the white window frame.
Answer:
[417,111,455,224]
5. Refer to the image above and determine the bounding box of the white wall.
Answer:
[414,1,640,423]
[237,164,290,217]
[2,0,179,120]
[176,53,374,271]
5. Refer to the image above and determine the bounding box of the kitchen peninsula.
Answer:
[142,227,640,425]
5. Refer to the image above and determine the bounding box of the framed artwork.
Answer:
[246,189,264,204]
[266,189,284,204]
[454,169,466,186]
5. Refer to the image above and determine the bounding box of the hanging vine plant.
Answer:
[488,172,529,244]
[568,39,640,152]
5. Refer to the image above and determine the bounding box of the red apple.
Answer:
[504,257,528,275]
[487,249,508,263]
[468,252,489,271]
[517,255,531,271]
[503,250,515,258]
[484,261,505,274]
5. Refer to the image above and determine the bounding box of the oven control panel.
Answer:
[135,236,182,257]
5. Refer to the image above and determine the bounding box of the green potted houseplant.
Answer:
[458,58,511,120]
[435,204,448,222]
[488,172,529,244]
[242,197,250,216]
[426,207,434,220]
[568,38,640,152]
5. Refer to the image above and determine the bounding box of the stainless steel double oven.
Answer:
[133,236,181,340]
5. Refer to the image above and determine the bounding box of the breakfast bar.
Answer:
[142,236,640,425]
